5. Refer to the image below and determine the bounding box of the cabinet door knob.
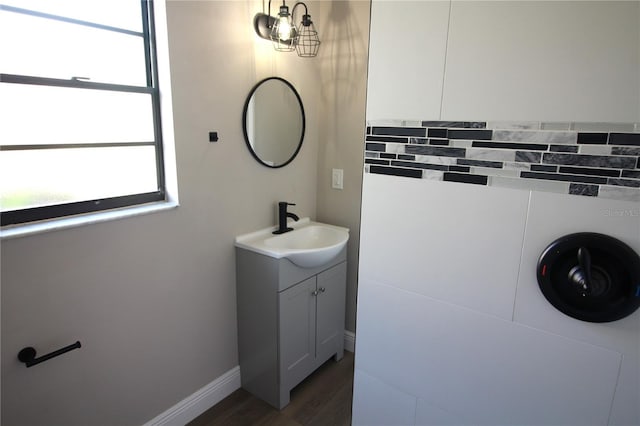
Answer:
[311,290,319,296]
[319,287,326,293]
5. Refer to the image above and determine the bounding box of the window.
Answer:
[0,0,167,226]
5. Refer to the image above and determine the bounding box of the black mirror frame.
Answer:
[242,77,306,168]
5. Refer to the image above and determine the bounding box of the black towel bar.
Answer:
[18,341,81,368]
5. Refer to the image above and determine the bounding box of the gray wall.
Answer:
[315,0,370,333]
[0,1,368,424]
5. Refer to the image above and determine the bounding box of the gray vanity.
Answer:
[235,219,348,409]
[238,76,348,408]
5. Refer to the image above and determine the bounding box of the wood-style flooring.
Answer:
[188,351,354,426]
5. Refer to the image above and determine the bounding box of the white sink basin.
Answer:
[235,218,349,268]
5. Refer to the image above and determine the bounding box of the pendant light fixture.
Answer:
[270,3,296,52]
[293,3,320,57]
[253,0,321,58]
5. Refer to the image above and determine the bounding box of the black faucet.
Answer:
[273,202,299,234]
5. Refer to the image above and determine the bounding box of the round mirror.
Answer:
[242,77,305,168]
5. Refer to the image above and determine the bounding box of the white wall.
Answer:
[355,1,640,424]
[0,1,369,424]
[354,175,640,425]
[367,1,640,123]
[442,1,640,122]
[366,1,450,121]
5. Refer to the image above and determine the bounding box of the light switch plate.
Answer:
[332,168,344,189]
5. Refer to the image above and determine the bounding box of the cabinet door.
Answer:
[279,276,316,392]
[316,262,347,362]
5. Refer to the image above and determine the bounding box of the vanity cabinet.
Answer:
[235,246,347,409]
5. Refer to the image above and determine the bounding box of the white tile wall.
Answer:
[354,174,639,425]
[414,398,467,426]
[441,2,640,122]
[513,191,640,425]
[355,278,622,425]
[352,369,417,426]
[366,0,450,121]
[359,0,640,420]
[514,191,640,347]
[359,174,529,320]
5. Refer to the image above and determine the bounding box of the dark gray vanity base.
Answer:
[235,247,347,410]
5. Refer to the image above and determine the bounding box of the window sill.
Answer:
[0,200,179,240]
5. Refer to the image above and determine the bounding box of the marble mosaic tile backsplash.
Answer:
[364,120,640,202]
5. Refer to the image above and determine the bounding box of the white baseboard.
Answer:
[143,366,240,426]
[344,330,356,353]
[144,330,355,426]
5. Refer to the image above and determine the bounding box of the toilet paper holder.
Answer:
[18,341,81,368]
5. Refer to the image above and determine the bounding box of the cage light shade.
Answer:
[270,5,296,52]
[295,19,320,57]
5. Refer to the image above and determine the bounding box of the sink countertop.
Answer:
[235,218,349,261]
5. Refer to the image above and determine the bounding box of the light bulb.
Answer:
[277,17,292,41]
